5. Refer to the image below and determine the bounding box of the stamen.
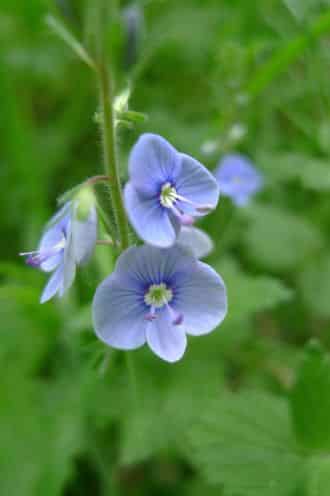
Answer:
[166,304,184,326]
[145,306,157,321]
[20,238,66,268]
[175,193,213,213]
[159,182,177,208]
[144,282,173,308]
[159,182,213,215]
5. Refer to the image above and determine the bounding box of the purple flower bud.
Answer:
[215,154,263,206]
[92,245,227,363]
[124,134,219,248]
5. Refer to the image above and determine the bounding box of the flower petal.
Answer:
[39,205,70,272]
[177,226,214,259]
[124,183,179,247]
[92,274,147,350]
[39,225,65,272]
[175,153,219,216]
[61,222,77,295]
[71,205,97,265]
[114,244,196,288]
[146,308,187,362]
[174,261,227,336]
[129,133,181,196]
[40,263,64,303]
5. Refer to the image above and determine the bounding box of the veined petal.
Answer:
[129,133,181,196]
[175,153,219,216]
[146,308,187,362]
[124,183,179,247]
[71,205,97,265]
[174,261,227,336]
[92,274,146,350]
[114,244,196,288]
[40,263,64,303]
[61,222,77,295]
[177,226,214,259]
[39,205,70,272]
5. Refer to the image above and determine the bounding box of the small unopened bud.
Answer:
[74,187,96,221]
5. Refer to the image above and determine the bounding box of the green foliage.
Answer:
[290,341,330,451]
[2,0,330,494]
[186,391,304,496]
[219,257,293,323]
[243,204,322,272]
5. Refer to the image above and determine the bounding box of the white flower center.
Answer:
[144,283,173,309]
[160,182,177,208]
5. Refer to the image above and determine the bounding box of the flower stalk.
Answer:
[97,61,130,252]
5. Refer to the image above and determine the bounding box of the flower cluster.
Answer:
[23,133,231,362]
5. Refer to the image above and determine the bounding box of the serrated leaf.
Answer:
[290,341,330,451]
[244,205,322,271]
[186,391,304,496]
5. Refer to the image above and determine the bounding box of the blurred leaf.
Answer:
[307,456,330,496]
[290,340,330,451]
[120,340,225,466]
[298,254,330,319]
[46,15,96,70]
[243,204,322,271]
[186,391,304,496]
[0,373,86,496]
[218,257,292,324]
[258,152,330,191]
[248,9,330,97]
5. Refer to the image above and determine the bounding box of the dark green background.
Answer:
[1,0,330,494]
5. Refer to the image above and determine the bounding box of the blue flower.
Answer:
[215,154,263,206]
[177,226,214,259]
[124,133,219,247]
[20,199,97,303]
[92,245,227,362]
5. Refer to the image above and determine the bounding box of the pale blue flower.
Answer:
[215,154,263,206]
[92,245,227,362]
[124,134,219,248]
[21,200,97,303]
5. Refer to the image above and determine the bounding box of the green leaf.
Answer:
[45,15,96,70]
[186,391,304,496]
[119,340,225,466]
[257,152,330,191]
[218,257,292,324]
[247,9,330,97]
[243,205,322,271]
[307,456,330,496]
[0,373,86,496]
[290,341,330,451]
[298,254,330,319]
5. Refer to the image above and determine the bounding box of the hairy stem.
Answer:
[97,62,130,251]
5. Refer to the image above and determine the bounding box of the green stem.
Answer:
[97,62,130,251]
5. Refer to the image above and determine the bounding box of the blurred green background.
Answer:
[2,0,330,494]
